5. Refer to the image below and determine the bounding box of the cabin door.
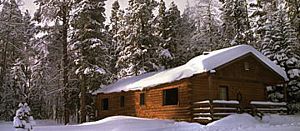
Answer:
[219,86,229,100]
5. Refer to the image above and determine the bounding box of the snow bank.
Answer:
[93,45,288,94]
[57,116,203,131]
[240,114,300,131]
[2,114,300,131]
[206,114,300,131]
[262,114,300,126]
[208,114,261,128]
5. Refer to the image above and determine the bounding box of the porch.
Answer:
[191,100,287,124]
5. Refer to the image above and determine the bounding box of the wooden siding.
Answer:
[96,80,192,121]
[207,54,283,108]
[215,53,285,84]
[95,53,285,121]
[210,79,266,108]
[190,74,210,103]
[190,54,284,108]
[96,91,136,119]
[135,80,192,121]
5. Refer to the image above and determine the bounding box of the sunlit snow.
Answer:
[1,114,300,131]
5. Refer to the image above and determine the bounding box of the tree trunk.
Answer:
[80,74,87,123]
[62,2,69,125]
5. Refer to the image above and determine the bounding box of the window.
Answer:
[244,62,250,71]
[120,96,125,107]
[140,93,145,106]
[163,88,178,105]
[102,98,109,110]
[219,86,228,100]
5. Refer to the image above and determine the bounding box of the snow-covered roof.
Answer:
[93,45,288,94]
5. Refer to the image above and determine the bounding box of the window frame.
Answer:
[120,96,125,108]
[244,62,250,71]
[140,93,145,106]
[101,98,109,110]
[163,88,179,106]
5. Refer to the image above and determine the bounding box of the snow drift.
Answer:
[2,114,300,131]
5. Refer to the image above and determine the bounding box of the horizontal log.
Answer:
[250,101,286,106]
[193,117,212,121]
[213,113,236,116]
[213,107,237,110]
[193,107,210,111]
[256,108,287,111]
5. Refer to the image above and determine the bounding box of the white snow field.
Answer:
[1,114,300,131]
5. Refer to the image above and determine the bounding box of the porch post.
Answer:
[284,83,288,103]
[208,70,216,100]
[208,73,212,101]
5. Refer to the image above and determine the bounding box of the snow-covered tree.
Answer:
[0,0,28,120]
[285,0,300,40]
[261,8,300,104]
[155,1,183,69]
[109,0,124,82]
[34,0,74,124]
[71,0,108,123]
[179,2,197,62]
[220,0,251,46]
[13,103,35,130]
[284,0,300,57]
[116,0,159,78]
[191,0,223,51]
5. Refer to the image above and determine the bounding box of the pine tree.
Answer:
[283,17,300,105]
[71,0,108,123]
[20,10,36,102]
[262,8,300,105]
[163,2,183,68]
[116,0,159,78]
[179,2,197,62]
[34,22,65,120]
[284,0,300,56]
[192,0,223,50]
[262,11,285,102]
[220,0,251,46]
[285,0,300,41]
[154,1,182,69]
[29,37,49,119]
[34,0,73,124]
[156,0,167,40]
[0,0,27,120]
[109,0,124,81]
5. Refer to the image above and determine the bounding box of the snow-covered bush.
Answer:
[13,103,35,130]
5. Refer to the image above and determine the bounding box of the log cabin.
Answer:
[92,45,288,123]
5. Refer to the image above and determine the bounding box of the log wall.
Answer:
[95,53,285,121]
[96,91,137,119]
[215,53,284,84]
[190,74,210,103]
[208,54,284,108]
[135,80,192,121]
[96,80,192,121]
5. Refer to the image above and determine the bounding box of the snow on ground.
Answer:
[0,120,62,131]
[1,114,300,131]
